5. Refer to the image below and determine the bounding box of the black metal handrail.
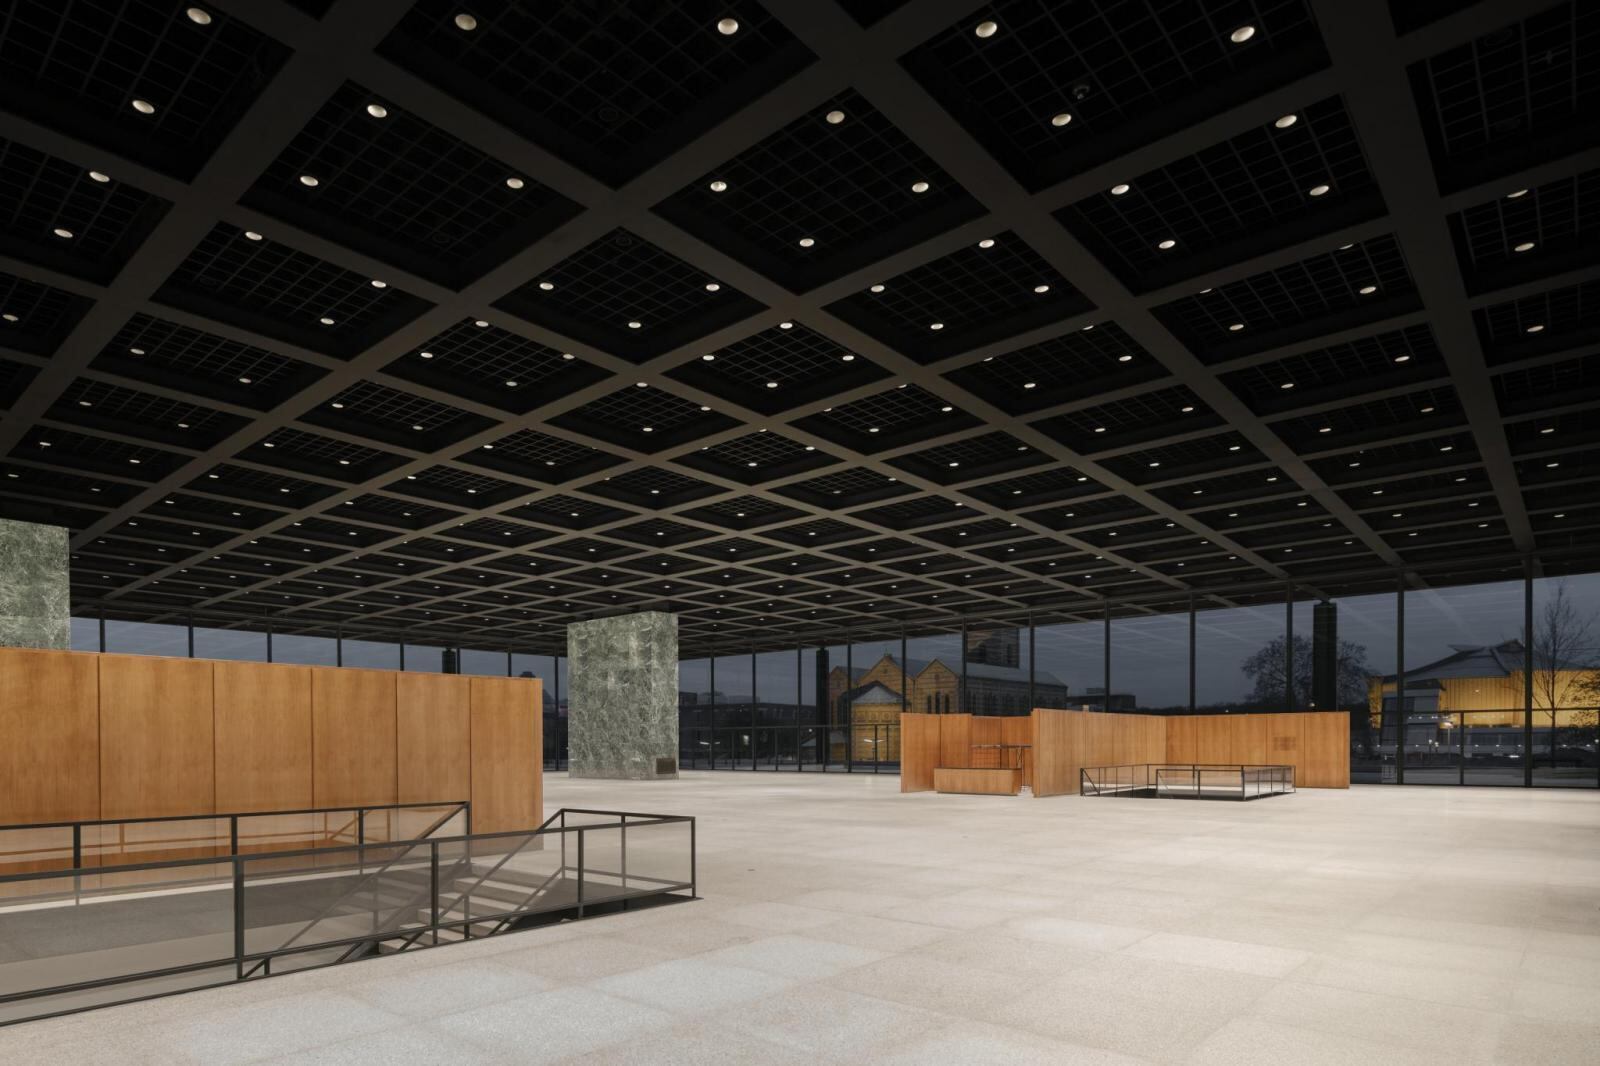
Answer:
[0,800,471,880]
[1080,763,1296,799]
[0,808,697,1026]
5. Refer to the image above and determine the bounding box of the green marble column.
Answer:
[566,611,679,779]
[0,518,71,649]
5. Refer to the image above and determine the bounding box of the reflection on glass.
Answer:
[271,633,337,666]
[342,638,400,670]
[1111,607,1187,712]
[70,616,100,652]
[193,625,267,662]
[755,649,799,725]
[458,648,505,676]
[1194,603,1281,712]
[104,618,189,657]
[1032,617,1101,710]
[1530,574,1600,788]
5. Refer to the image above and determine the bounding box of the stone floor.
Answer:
[5,773,1599,1064]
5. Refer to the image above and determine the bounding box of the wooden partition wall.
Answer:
[902,708,1349,796]
[0,647,542,833]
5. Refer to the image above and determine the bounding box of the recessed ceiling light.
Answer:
[825,110,845,125]
[1110,183,1130,195]
[940,406,953,412]
[244,230,262,240]
[1506,188,1528,199]
[88,170,110,183]
[975,20,997,37]
[978,238,995,248]
[454,13,478,31]
[636,381,648,387]
[1526,324,1545,333]
[798,237,815,247]
[628,320,642,329]
[1394,354,1410,363]
[1117,353,1132,362]
[52,227,73,239]
[705,282,720,292]
[505,380,518,387]
[1514,241,1535,252]
[131,99,156,114]
[1230,25,1256,43]
[319,316,335,325]
[1228,322,1244,331]
[869,283,885,293]
[841,353,855,361]
[370,279,387,288]
[1181,405,1195,413]
[1280,381,1295,389]
[561,352,575,360]
[1274,114,1298,129]
[717,17,739,34]
[298,174,319,187]
[238,377,252,384]
[1359,285,1377,294]
[419,351,434,359]
[1023,382,1037,389]
[538,281,554,290]
[474,319,489,327]
[1307,184,1330,197]
[929,322,943,330]
[1033,284,1050,293]
[1,314,17,323]
[185,6,212,23]
[779,321,793,329]
[505,176,525,190]
[701,353,715,361]
[765,381,778,389]
[1157,238,1176,250]
[911,180,929,193]
[1050,112,1072,127]
[366,103,388,118]
[708,180,727,192]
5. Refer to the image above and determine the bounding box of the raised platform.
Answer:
[1081,764,1295,800]
[933,767,1023,796]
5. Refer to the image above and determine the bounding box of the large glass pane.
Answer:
[714,653,753,746]
[849,633,902,766]
[70,615,100,651]
[678,658,713,732]
[755,649,799,725]
[1033,615,1102,710]
[1326,587,1399,783]
[405,643,450,673]
[1194,602,1282,712]
[1403,576,1524,784]
[271,632,337,666]
[459,648,506,676]
[342,637,400,670]
[555,655,568,716]
[964,620,1031,715]
[104,617,189,657]
[193,624,267,662]
[1111,603,1188,712]
[906,628,961,715]
[1530,572,1600,787]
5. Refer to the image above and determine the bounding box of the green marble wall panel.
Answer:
[566,611,678,780]
[0,519,70,649]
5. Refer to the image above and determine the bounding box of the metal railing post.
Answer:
[72,824,82,900]
[620,814,628,893]
[233,856,245,980]
[576,828,585,919]
[690,817,697,898]
[229,815,238,857]
[430,841,440,947]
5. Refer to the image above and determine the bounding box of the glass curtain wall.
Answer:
[1111,605,1189,712]
[965,619,1031,715]
[1194,602,1282,712]
[1335,588,1399,783]
[1530,572,1600,787]
[714,652,754,769]
[849,633,903,769]
[1402,576,1526,785]
[1033,615,1102,710]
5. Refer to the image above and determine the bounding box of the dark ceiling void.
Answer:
[0,0,1595,657]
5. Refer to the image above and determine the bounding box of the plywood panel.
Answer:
[899,713,942,792]
[1000,715,1032,788]
[397,672,471,809]
[213,661,312,815]
[98,655,215,821]
[1166,716,1197,763]
[1194,715,1234,764]
[0,648,99,826]
[934,768,1022,796]
[469,676,541,833]
[311,667,396,810]
[970,716,1002,747]
[1264,713,1304,771]
[939,714,973,769]
[1300,711,1349,788]
[1231,714,1270,765]
[1032,709,1080,797]
[1137,714,1167,765]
